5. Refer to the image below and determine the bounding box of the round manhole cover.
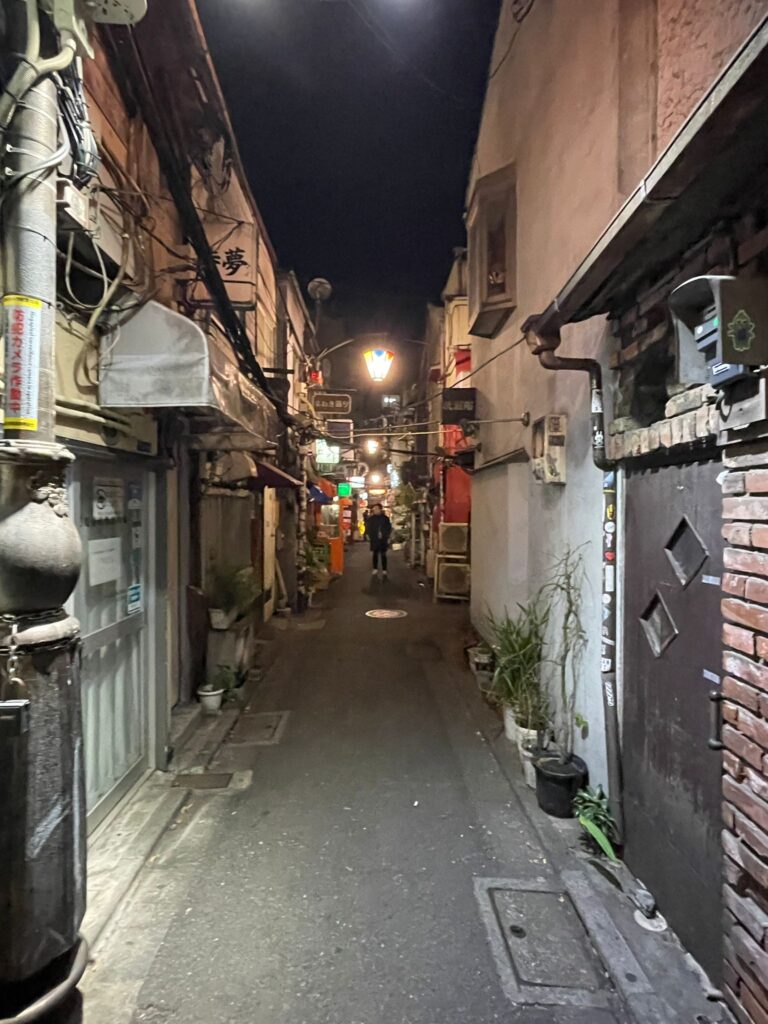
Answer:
[365,609,408,619]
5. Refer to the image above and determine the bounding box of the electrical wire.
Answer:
[347,0,472,110]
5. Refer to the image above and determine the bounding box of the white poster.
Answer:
[93,478,125,521]
[88,538,122,586]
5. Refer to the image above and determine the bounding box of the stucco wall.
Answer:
[468,0,620,785]
[656,0,768,149]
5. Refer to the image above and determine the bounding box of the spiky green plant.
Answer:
[573,786,619,861]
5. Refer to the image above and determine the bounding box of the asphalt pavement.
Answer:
[83,545,631,1024]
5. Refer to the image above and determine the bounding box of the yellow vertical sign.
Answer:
[3,294,42,431]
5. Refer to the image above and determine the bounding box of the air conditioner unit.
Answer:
[439,522,469,555]
[436,560,471,599]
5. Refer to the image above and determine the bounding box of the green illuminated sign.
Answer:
[337,482,352,498]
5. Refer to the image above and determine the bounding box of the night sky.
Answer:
[196,0,500,339]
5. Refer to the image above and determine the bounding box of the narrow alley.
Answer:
[4,2,768,1022]
[81,548,716,1024]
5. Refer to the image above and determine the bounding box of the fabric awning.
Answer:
[307,484,332,505]
[98,300,278,444]
[250,461,301,489]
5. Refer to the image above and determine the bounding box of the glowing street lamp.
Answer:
[364,348,394,382]
[365,437,380,455]
[370,472,382,485]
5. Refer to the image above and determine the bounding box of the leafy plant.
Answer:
[396,483,418,509]
[573,786,619,861]
[207,565,260,614]
[200,664,238,694]
[487,593,551,731]
[301,541,327,590]
[546,546,588,759]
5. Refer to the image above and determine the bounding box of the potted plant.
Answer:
[487,595,550,759]
[302,542,325,603]
[533,547,589,817]
[197,664,236,714]
[206,565,259,629]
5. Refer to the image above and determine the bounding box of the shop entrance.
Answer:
[69,458,160,829]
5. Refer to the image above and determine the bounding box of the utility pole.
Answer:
[0,2,145,1018]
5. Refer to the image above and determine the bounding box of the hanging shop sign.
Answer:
[313,392,352,416]
[315,438,341,465]
[337,482,352,497]
[442,387,477,426]
[3,294,42,431]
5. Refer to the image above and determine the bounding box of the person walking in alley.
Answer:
[365,503,391,579]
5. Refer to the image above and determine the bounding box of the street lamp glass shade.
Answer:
[364,348,394,382]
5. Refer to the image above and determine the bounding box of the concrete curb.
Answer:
[447,657,726,1024]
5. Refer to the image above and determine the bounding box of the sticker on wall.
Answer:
[93,478,125,521]
[127,583,143,615]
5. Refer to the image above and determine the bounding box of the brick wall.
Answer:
[721,447,768,1023]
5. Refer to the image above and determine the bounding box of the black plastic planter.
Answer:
[533,754,588,818]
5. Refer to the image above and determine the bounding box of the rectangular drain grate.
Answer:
[228,711,289,746]
[474,877,613,1010]
[173,773,234,790]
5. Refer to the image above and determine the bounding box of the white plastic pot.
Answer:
[198,687,224,715]
[503,705,518,743]
[517,727,539,760]
[521,748,537,789]
[209,607,237,631]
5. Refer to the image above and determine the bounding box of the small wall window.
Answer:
[467,164,517,338]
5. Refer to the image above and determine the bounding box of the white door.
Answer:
[70,460,152,829]
[263,488,278,621]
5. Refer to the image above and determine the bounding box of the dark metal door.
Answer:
[623,459,723,982]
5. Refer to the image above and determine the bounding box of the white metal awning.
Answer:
[99,300,278,443]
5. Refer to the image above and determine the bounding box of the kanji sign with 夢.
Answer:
[3,294,42,431]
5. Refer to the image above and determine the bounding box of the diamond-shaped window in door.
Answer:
[664,516,708,589]
[640,593,678,658]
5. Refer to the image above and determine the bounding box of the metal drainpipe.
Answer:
[0,6,85,1015]
[533,339,625,839]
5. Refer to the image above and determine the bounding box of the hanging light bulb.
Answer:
[363,348,394,382]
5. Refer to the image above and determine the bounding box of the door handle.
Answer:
[708,690,724,751]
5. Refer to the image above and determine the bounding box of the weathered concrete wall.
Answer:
[656,0,768,149]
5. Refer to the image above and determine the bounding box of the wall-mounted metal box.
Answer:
[532,414,567,485]
[670,275,768,386]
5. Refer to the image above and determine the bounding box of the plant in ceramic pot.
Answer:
[206,565,260,629]
[197,664,236,715]
[533,546,590,818]
[487,595,550,754]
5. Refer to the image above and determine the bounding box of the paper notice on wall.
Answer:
[93,479,125,521]
[3,294,42,431]
[88,538,122,586]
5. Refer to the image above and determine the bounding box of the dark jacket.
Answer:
[365,512,392,550]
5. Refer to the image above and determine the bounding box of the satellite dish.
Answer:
[308,278,333,304]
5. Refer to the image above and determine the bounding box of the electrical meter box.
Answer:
[670,275,768,386]
[532,414,567,485]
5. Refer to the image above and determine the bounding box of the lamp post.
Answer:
[308,336,426,387]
